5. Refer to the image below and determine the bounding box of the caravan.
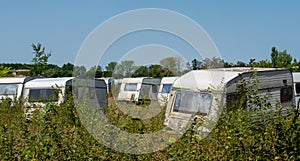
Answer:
[98,77,114,94]
[158,77,178,106]
[117,77,161,104]
[0,77,37,101]
[164,68,294,130]
[292,72,300,107]
[23,77,107,109]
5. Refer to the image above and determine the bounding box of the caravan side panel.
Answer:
[226,70,294,108]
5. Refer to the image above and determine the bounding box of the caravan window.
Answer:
[28,89,58,102]
[173,92,212,115]
[280,86,293,103]
[124,83,137,91]
[0,84,18,95]
[162,84,172,93]
[295,83,300,94]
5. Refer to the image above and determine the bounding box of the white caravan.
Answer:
[292,72,300,107]
[23,77,107,109]
[158,77,178,106]
[117,77,161,104]
[0,77,37,101]
[164,68,294,130]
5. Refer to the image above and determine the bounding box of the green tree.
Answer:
[30,43,51,76]
[202,57,224,68]
[85,65,103,78]
[248,58,256,67]
[255,59,272,68]
[105,62,117,72]
[160,57,185,76]
[234,61,247,67]
[73,66,86,78]
[61,63,74,77]
[114,60,135,78]
[149,65,164,78]
[0,65,13,77]
[291,58,300,71]
[104,62,117,77]
[148,64,174,78]
[271,47,292,68]
[44,64,61,77]
[132,66,149,77]
[191,59,202,70]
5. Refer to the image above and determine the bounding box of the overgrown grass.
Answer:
[0,95,300,160]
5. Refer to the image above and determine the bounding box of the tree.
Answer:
[73,66,86,78]
[191,59,202,70]
[61,63,74,77]
[255,60,272,68]
[291,58,300,72]
[248,58,256,67]
[202,57,224,68]
[0,65,13,77]
[148,64,173,78]
[132,66,149,77]
[95,65,103,78]
[114,60,135,78]
[160,57,185,76]
[30,43,51,76]
[224,62,234,68]
[105,62,117,73]
[44,64,61,77]
[104,62,117,77]
[85,65,103,78]
[234,61,247,67]
[271,47,292,68]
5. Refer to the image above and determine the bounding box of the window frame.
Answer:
[172,91,212,115]
[28,88,59,102]
[124,83,138,91]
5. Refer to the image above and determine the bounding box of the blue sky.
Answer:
[0,1,299,67]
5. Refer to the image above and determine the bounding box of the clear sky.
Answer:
[1,1,300,67]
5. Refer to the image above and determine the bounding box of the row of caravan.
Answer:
[0,76,178,107]
[117,77,178,105]
[0,77,108,109]
[1,68,300,130]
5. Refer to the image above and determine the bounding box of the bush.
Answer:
[0,94,299,160]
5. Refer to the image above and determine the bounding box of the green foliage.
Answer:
[160,57,187,75]
[0,65,13,77]
[271,47,293,68]
[191,58,202,70]
[105,62,117,73]
[30,43,51,76]
[1,83,300,160]
[85,65,103,78]
[132,66,150,77]
[113,60,135,78]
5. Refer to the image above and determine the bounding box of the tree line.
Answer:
[0,43,299,78]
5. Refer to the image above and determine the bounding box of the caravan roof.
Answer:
[172,70,240,91]
[24,77,75,88]
[121,77,145,84]
[0,77,34,84]
[161,77,178,84]
[173,68,287,91]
